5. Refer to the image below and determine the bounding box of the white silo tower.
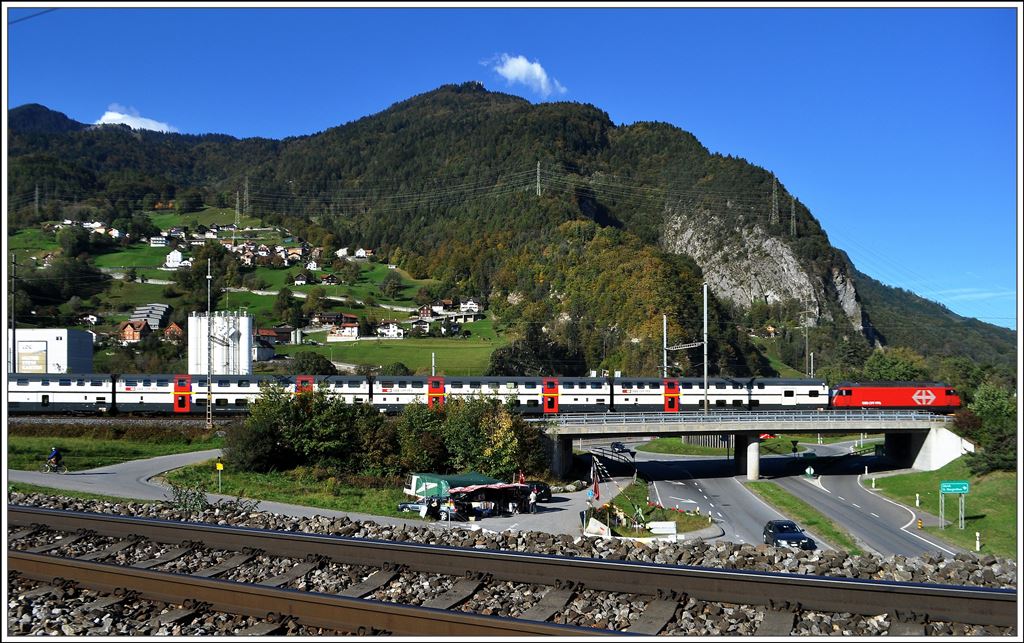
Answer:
[188,311,254,375]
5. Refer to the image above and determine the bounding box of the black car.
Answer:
[525,481,552,502]
[610,441,628,453]
[762,520,817,550]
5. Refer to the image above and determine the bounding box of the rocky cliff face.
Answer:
[661,207,867,334]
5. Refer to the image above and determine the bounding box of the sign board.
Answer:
[17,341,47,373]
[216,462,224,471]
[940,480,969,494]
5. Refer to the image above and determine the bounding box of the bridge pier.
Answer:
[550,435,574,479]
[733,434,749,475]
[746,438,761,480]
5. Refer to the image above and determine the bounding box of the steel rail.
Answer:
[529,410,952,426]
[8,551,604,636]
[9,506,1015,627]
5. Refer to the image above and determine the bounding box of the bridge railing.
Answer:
[528,410,951,426]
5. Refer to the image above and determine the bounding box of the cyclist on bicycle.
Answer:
[47,447,62,468]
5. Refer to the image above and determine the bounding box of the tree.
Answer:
[176,189,203,214]
[379,362,412,376]
[288,351,337,375]
[273,287,296,322]
[963,381,1016,475]
[302,286,326,315]
[380,270,404,299]
[56,226,90,258]
[862,347,929,382]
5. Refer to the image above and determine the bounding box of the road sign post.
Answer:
[939,480,969,529]
[216,460,224,493]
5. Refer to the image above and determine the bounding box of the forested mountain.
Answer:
[6,83,1016,377]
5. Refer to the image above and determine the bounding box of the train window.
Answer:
[355,397,364,403]
[732,400,742,406]
[239,380,250,387]
[349,381,362,388]
[143,379,152,386]
[750,399,760,407]
[216,399,228,406]
[178,379,188,387]
[630,382,640,389]
[195,398,206,406]
[41,380,50,386]
[545,381,557,390]
[715,384,726,390]
[235,399,248,406]
[649,383,661,391]
[590,382,602,389]
[809,390,819,397]
[411,382,423,388]
[527,399,538,406]
[76,380,85,386]
[124,380,137,387]
[756,383,765,389]
[59,379,71,386]
[380,381,394,389]
[681,383,693,389]
[92,380,104,386]
[946,389,956,396]
[399,381,407,389]
[218,380,229,387]
[733,385,742,390]
[784,390,795,398]
[597,399,605,404]
[545,398,555,409]
[157,380,168,387]
[507,382,517,390]
[563,382,574,390]
[524,382,536,389]
[95,397,105,403]
[715,400,726,406]
[470,382,481,389]
[42,395,49,406]
[450,381,463,389]
[512,399,521,405]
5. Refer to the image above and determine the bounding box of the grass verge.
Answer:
[165,462,409,517]
[6,435,223,471]
[638,436,807,456]
[589,480,710,537]
[746,480,863,555]
[869,458,1016,559]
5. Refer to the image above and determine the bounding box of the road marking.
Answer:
[669,497,697,504]
[856,474,957,556]
[870,513,880,518]
[717,512,724,518]
[837,496,846,501]
[851,503,860,508]
[708,502,715,508]
[653,481,664,507]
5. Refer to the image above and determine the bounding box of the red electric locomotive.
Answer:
[831,382,961,413]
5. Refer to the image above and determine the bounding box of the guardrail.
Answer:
[528,410,951,426]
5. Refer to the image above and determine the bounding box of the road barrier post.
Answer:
[916,493,920,507]
[917,519,923,530]
[976,532,981,552]
[872,478,876,489]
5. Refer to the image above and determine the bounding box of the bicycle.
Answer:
[39,460,68,474]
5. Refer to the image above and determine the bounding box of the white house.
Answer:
[150,236,168,247]
[327,323,360,341]
[204,230,219,239]
[335,247,349,258]
[107,228,121,239]
[293,274,309,286]
[355,247,374,259]
[459,298,480,313]
[80,314,101,326]
[305,260,319,271]
[410,319,430,334]
[252,338,276,362]
[376,321,404,339]
[165,249,184,269]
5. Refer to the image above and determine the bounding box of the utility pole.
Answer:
[703,282,708,413]
[770,174,778,226]
[811,352,815,377]
[536,161,541,198]
[790,195,796,236]
[34,184,39,218]
[207,259,213,431]
[10,253,16,374]
[662,314,668,378]
[244,176,250,216]
[798,308,814,377]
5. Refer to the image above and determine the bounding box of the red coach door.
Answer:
[542,378,560,414]
[173,374,191,413]
[663,379,679,413]
[295,375,314,394]
[428,377,445,409]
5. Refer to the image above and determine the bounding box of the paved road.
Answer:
[7,451,663,539]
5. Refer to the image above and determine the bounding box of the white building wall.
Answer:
[912,426,977,471]
[187,311,254,375]
[7,328,93,373]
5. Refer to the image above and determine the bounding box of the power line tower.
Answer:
[790,195,797,236]
[770,174,778,225]
[243,176,250,216]
[536,161,541,198]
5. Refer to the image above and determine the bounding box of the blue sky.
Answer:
[5,4,1020,330]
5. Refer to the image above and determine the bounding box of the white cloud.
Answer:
[94,103,177,133]
[488,53,566,98]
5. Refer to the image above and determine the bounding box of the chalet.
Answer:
[272,325,295,344]
[335,247,349,258]
[341,313,359,325]
[376,320,404,339]
[321,273,338,285]
[460,298,481,313]
[293,273,310,286]
[440,322,461,336]
[108,228,122,239]
[417,305,434,319]
[410,319,430,334]
[150,236,168,247]
[163,321,185,341]
[355,247,374,259]
[204,229,219,239]
[312,311,345,326]
[80,314,101,326]
[327,323,360,341]
[165,249,184,269]
[305,260,319,272]
[252,338,276,362]
[117,320,151,344]
[431,299,455,315]
[254,328,280,345]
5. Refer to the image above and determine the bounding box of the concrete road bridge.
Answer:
[532,410,973,479]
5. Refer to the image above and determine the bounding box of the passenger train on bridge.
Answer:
[7,373,962,416]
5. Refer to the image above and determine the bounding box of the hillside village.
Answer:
[19,210,489,373]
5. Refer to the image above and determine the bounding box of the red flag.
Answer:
[518,470,525,485]
[592,462,600,501]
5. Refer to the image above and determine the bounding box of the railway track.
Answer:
[8,506,1016,636]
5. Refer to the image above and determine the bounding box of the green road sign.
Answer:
[940,480,969,494]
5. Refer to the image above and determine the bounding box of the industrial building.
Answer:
[130,303,172,330]
[187,311,253,375]
[7,329,94,374]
